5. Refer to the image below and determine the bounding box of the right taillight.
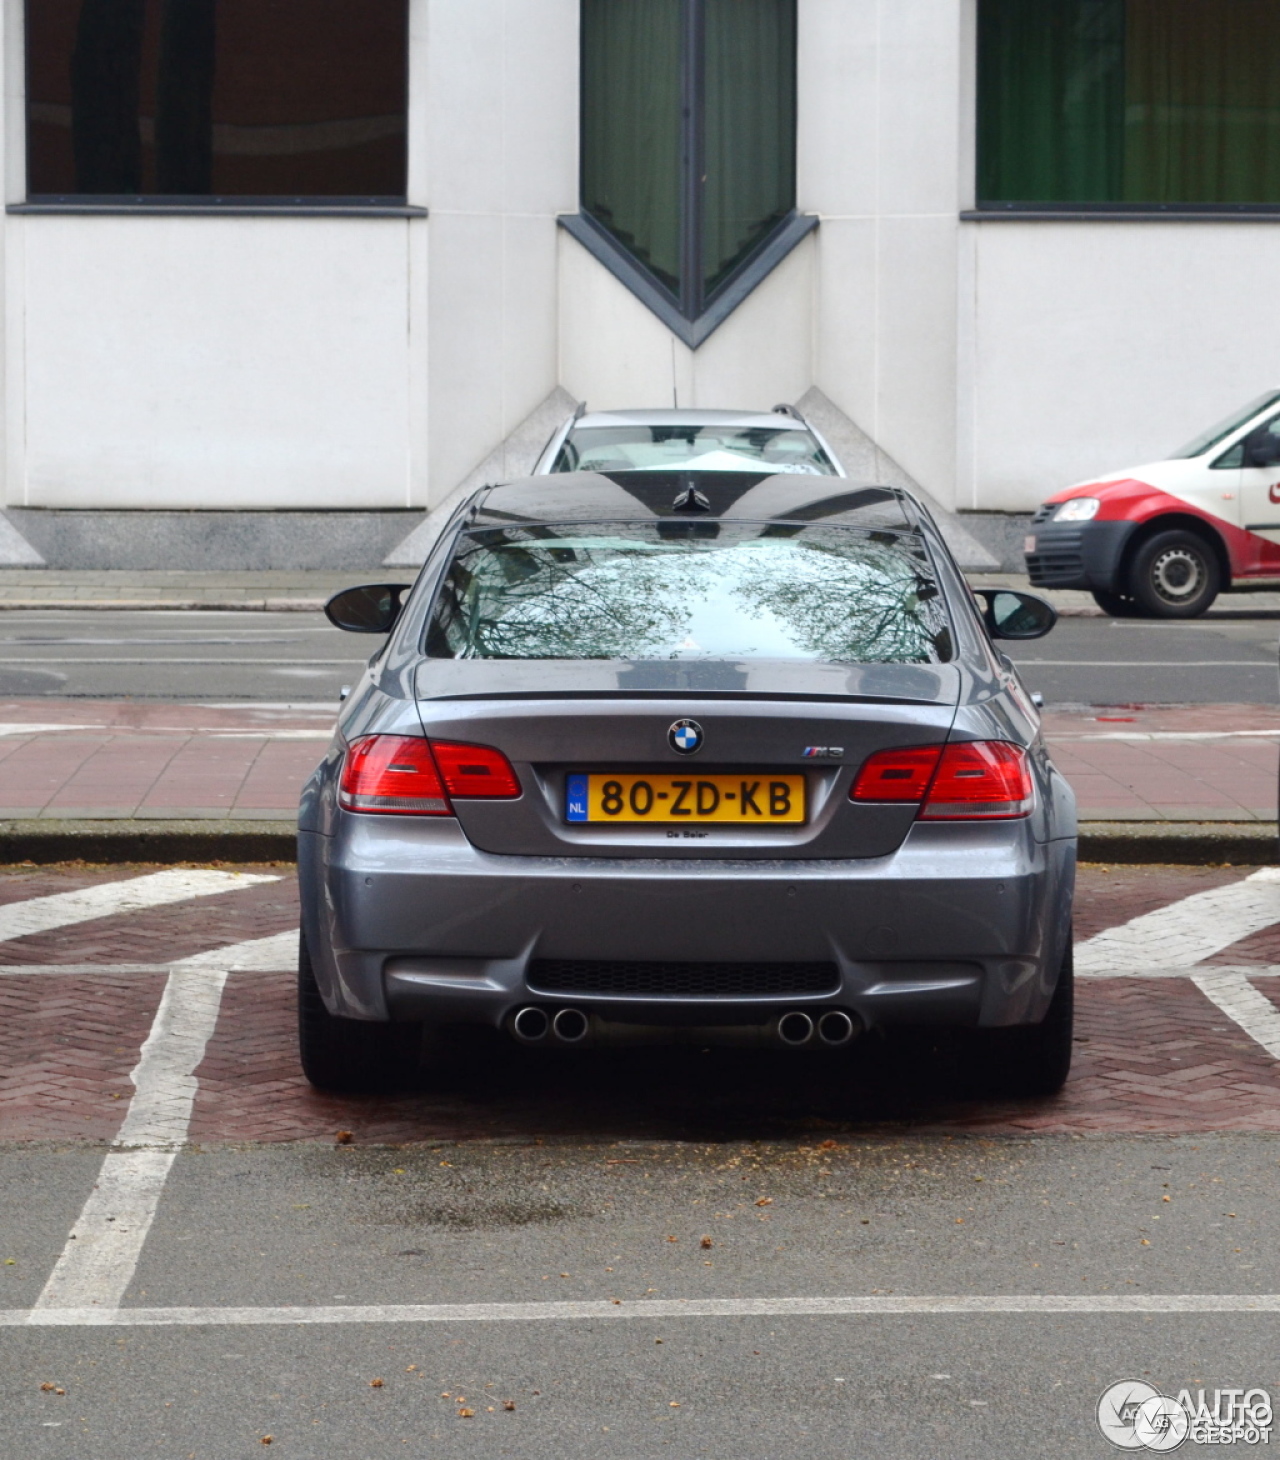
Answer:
[339,735,523,816]
[851,741,1032,820]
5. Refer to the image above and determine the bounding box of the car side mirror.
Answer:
[1244,431,1280,468]
[324,583,411,634]
[972,588,1057,640]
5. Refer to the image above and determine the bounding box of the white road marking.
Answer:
[208,730,332,740]
[14,1293,1280,1328]
[1063,729,1280,741]
[176,930,298,971]
[0,963,174,975]
[0,869,279,943]
[0,723,104,737]
[1077,964,1280,982]
[1075,867,1280,977]
[0,657,357,665]
[32,929,293,1313]
[1192,971,1280,1060]
[0,938,298,975]
[1014,660,1269,667]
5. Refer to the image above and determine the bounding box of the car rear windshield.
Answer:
[425,522,951,664]
[550,425,838,475]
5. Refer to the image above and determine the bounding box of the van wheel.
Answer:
[976,939,1074,1098]
[1127,529,1220,618]
[297,932,420,1093]
[1089,588,1140,617]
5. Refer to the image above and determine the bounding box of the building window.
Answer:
[26,0,407,201]
[579,0,799,327]
[978,0,1280,208]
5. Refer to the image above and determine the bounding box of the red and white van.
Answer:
[1025,391,1280,617]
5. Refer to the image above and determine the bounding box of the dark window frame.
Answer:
[974,0,1280,216]
[564,0,813,347]
[22,0,412,208]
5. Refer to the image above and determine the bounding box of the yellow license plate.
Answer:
[566,773,806,824]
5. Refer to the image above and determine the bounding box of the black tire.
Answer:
[1127,528,1221,618]
[297,932,420,1093]
[1090,588,1141,618]
[977,939,1074,1098]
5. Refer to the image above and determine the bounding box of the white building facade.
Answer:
[2,0,1276,539]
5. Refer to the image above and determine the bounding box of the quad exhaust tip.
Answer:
[777,1009,860,1047]
[777,1011,815,1046]
[514,1005,858,1049]
[552,1007,589,1044]
[512,1005,590,1045]
[512,1006,550,1043]
[817,1010,857,1047]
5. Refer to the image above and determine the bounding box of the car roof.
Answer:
[570,409,812,431]
[470,471,922,532]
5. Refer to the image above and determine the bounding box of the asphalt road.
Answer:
[1004,611,1280,707]
[0,607,1273,706]
[0,610,367,703]
[5,1134,1277,1458]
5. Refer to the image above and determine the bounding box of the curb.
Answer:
[0,818,1272,866]
[0,599,328,612]
[0,820,296,864]
[1079,822,1278,866]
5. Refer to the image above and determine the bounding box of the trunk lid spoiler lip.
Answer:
[415,689,951,708]
[413,661,961,708]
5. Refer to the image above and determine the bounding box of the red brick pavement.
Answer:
[0,700,332,821]
[2,864,1280,1144]
[0,973,167,1140]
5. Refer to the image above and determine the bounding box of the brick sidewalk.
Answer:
[1,865,1280,1142]
[0,700,331,822]
[1044,704,1280,823]
[0,699,1270,826]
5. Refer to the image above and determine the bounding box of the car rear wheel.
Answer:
[1089,588,1141,617]
[1127,529,1220,618]
[976,938,1074,1098]
[297,932,421,1093]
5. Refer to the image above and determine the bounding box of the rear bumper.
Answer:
[1025,520,1136,591]
[299,812,1076,1033]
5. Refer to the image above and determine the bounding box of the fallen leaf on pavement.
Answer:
[370,1378,384,1388]
[503,1400,516,1411]
[700,1236,713,1249]
[335,1131,353,1145]
[755,1198,772,1207]
[458,1408,475,1418]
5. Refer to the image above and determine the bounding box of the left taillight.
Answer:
[339,736,520,816]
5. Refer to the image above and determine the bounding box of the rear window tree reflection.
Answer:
[426,526,950,665]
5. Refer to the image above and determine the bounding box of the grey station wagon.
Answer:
[298,471,1077,1098]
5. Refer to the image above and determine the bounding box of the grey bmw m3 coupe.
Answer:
[298,470,1076,1098]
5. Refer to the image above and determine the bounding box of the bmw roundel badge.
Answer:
[668,719,704,755]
